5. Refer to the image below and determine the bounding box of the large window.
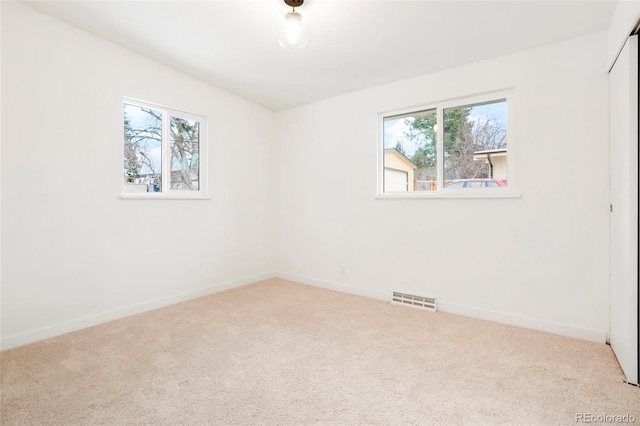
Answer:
[381,93,509,195]
[123,99,206,197]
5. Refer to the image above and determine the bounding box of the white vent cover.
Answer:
[392,292,437,312]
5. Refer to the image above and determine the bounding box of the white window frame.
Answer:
[121,97,209,200]
[376,89,519,199]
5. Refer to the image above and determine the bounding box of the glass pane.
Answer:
[383,109,436,192]
[123,104,162,193]
[170,117,200,191]
[443,99,507,189]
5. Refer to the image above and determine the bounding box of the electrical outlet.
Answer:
[340,265,346,276]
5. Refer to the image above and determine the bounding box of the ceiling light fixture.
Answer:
[279,0,308,51]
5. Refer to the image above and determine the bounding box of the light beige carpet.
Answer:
[1,278,638,425]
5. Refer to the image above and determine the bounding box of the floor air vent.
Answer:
[392,292,437,312]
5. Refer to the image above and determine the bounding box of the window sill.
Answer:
[375,191,521,200]
[120,193,211,200]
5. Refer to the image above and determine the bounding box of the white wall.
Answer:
[0,2,3,343]
[0,2,614,348]
[1,2,275,349]
[275,31,611,342]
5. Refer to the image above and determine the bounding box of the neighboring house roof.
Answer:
[384,148,417,169]
[474,148,506,155]
[473,148,507,161]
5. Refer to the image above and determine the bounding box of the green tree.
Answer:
[405,108,470,180]
[406,105,506,182]
[410,147,435,180]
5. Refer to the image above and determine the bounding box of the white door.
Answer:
[384,169,408,192]
[609,34,639,385]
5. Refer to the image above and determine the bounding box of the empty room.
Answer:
[1,0,639,424]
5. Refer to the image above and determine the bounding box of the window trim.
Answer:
[377,89,518,199]
[121,97,209,200]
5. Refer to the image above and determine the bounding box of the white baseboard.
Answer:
[275,272,390,301]
[1,271,607,350]
[1,272,274,351]
[437,302,607,344]
[275,272,607,344]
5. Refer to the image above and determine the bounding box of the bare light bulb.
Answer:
[279,10,308,51]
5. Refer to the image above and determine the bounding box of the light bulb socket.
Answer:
[284,0,304,8]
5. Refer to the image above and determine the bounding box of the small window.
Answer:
[380,94,508,195]
[123,99,206,197]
